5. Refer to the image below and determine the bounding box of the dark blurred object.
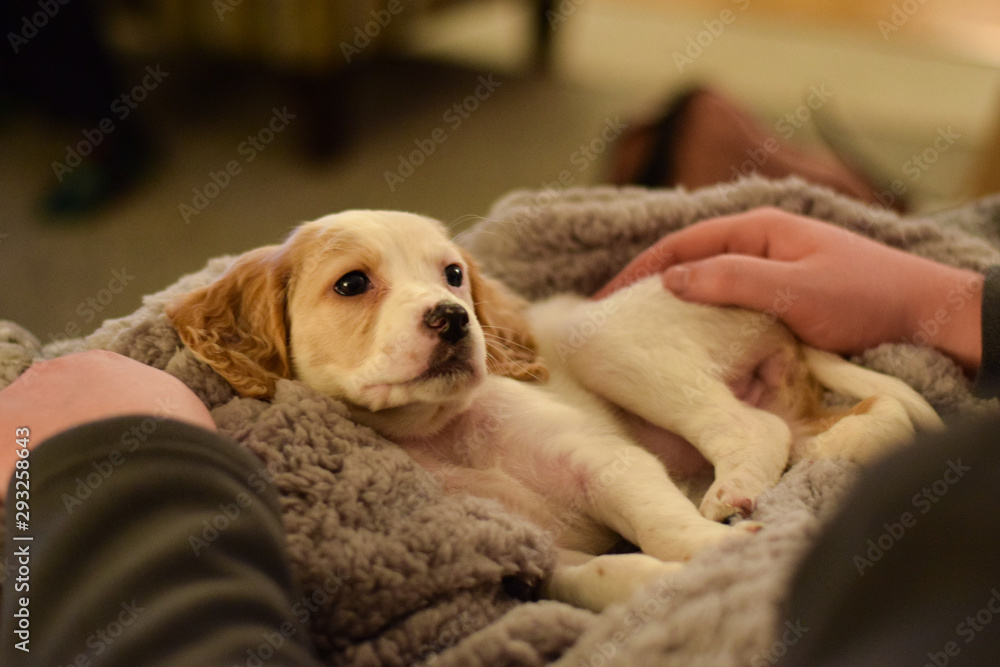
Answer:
[606,87,907,212]
[781,413,1000,666]
[0,0,156,219]
[99,0,557,162]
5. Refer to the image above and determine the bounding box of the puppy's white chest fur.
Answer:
[398,376,627,554]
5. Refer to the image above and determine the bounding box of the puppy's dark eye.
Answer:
[334,271,370,296]
[445,264,463,288]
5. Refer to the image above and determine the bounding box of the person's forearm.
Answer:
[904,265,984,375]
[1,417,321,666]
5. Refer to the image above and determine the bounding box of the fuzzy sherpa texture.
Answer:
[3,176,1000,665]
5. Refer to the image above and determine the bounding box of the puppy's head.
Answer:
[166,210,545,436]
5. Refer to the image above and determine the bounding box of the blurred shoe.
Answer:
[606,87,906,212]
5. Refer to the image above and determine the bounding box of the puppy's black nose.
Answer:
[424,303,469,345]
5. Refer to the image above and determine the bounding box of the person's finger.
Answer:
[651,212,779,264]
[592,243,676,299]
[593,209,797,299]
[662,254,798,313]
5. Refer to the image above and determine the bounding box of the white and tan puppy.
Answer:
[167,210,942,611]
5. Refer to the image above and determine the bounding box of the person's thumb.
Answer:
[662,255,788,313]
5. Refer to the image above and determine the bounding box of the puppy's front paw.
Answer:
[699,471,768,522]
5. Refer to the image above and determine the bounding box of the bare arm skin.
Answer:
[1,349,217,498]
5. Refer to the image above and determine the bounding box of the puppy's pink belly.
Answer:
[625,415,712,477]
[728,347,797,411]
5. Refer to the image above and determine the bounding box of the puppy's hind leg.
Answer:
[551,283,794,522]
[545,549,685,612]
[803,395,917,464]
[802,347,944,433]
[568,345,792,522]
[798,347,945,464]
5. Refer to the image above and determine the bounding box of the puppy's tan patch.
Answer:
[462,249,548,383]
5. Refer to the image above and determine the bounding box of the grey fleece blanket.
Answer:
[3,176,1000,665]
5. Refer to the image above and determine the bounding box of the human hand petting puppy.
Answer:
[0,350,216,499]
[594,207,984,374]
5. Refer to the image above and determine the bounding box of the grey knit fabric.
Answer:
[3,177,1000,665]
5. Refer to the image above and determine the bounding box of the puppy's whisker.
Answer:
[481,326,533,343]
[472,297,526,310]
[485,348,544,383]
[482,331,535,356]
[447,218,508,242]
[479,323,533,339]
[447,215,506,240]
[479,323,525,333]
[483,337,523,362]
[484,344,534,363]
[482,337,545,382]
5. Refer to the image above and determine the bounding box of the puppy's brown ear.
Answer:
[166,246,291,398]
[461,249,548,383]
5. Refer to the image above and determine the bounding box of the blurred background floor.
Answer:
[2,0,999,343]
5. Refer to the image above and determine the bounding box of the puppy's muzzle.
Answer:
[424,302,469,345]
